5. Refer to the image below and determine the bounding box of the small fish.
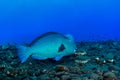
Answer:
[17,32,76,63]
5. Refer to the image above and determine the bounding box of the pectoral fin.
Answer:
[54,55,63,61]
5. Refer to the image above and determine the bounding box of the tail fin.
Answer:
[17,45,31,63]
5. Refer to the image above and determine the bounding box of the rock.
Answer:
[108,65,120,71]
[0,64,6,70]
[35,69,41,77]
[55,65,69,72]
[39,74,50,80]
[75,56,90,64]
[54,77,60,80]
[61,75,71,80]
[97,58,106,65]
[103,72,117,80]
[75,51,87,56]
[90,73,102,80]
[105,53,115,63]
[55,72,69,77]
[1,44,9,50]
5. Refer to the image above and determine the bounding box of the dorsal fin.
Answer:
[58,44,66,52]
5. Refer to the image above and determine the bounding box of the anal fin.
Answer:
[54,55,63,61]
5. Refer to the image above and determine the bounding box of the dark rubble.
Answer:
[0,40,120,80]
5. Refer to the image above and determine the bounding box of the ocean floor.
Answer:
[0,40,120,80]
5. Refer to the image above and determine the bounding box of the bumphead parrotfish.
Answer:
[17,32,76,63]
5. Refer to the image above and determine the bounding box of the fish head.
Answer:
[65,34,77,53]
[64,41,76,55]
[57,35,76,57]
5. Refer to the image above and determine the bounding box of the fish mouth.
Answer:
[74,48,77,52]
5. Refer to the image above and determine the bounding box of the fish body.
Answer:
[17,32,76,63]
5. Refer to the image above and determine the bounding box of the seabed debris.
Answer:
[0,40,120,80]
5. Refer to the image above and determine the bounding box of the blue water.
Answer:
[0,0,120,44]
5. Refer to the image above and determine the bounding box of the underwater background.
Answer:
[0,0,120,44]
[0,0,120,80]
